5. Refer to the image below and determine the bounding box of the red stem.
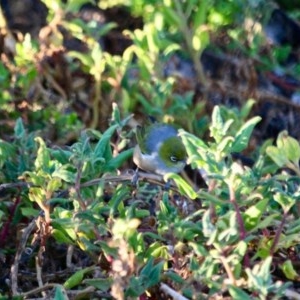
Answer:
[229,184,250,268]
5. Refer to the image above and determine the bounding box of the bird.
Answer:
[133,121,187,176]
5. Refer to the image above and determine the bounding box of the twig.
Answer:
[11,218,37,295]
[160,283,189,300]
[208,179,217,223]
[219,255,236,286]
[81,171,181,193]
[36,256,46,298]
[20,283,65,298]
[66,245,74,268]
[285,288,300,300]
[0,182,33,192]
[270,211,287,255]
[0,171,182,195]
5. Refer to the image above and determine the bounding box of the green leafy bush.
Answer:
[1,0,300,299]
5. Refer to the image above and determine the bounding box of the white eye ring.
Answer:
[170,155,178,162]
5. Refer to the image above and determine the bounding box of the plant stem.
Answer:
[219,255,236,285]
[270,212,287,256]
[229,184,250,267]
[75,162,87,210]
[173,0,206,84]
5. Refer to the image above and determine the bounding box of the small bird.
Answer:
[133,121,187,176]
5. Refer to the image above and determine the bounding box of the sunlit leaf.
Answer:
[52,168,76,183]
[165,173,198,199]
[281,260,299,280]
[34,137,51,171]
[274,192,295,213]
[266,145,288,167]
[231,116,261,152]
[64,267,95,289]
[243,198,269,231]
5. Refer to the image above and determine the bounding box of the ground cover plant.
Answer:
[1,0,300,299]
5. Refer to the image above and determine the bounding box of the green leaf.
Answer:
[104,148,134,172]
[274,192,295,213]
[48,198,72,205]
[217,136,234,153]
[243,198,269,231]
[165,173,198,199]
[279,233,300,249]
[233,241,247,257]
[0,140,16,167]
[52,229,75,244]
[202,209,216,239]
[14,118,26,139]
[266,145,288,167]
[231,116,261,152]
[94,124,119,160]
[179,130,208,164]
[23,171,45,185]
[193,0,210,28]
[29,187,45,204]
[147,260,164,287]
[21,207,40,217]
[51,149,72,164]
[276,130,287,149]
[63,270,84,289]
[140,257,164,288]
[54,285,68,300]
[52,168,76,183]
[109,185,130,216]
[210,105,224,143]
[161,7,182,27]
[165,271,185,284]
[280,132,300,165]
[240,99,256,119]
[281,260,299,280]
[266,130,300,169]
[248,213,279,232]
[47,177,62,193]
[193,27,209,52]
[34,137,51,171]
[246,257,272,296]
[111,102,121,124]
[68,51,94,68]
[84,278,113,291]
[63,267,94,289]
[258,256,273,279]
[140,256,154,277]
[146,242,169,259]
[126,277,144,297]
[228,285,251,300]
[97,22,117,37]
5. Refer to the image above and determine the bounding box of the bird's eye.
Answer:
[170,155,178,162]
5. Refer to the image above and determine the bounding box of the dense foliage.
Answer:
[1,0,300,299]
